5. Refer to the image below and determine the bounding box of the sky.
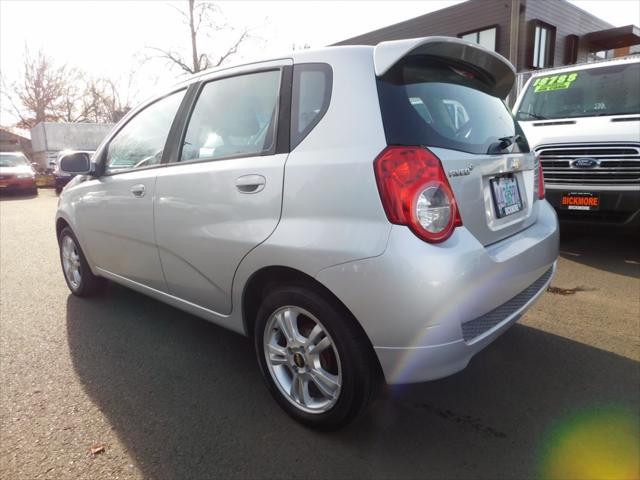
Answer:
[1,0,639,125]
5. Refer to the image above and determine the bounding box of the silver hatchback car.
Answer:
[56,37,559,429]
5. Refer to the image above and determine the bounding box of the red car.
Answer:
[0,152,37,195]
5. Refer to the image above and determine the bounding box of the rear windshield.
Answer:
[378,56,528,155]
[0,154,29,167]
[516,62,640,121]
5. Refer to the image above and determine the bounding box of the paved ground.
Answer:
[1,189,638,480]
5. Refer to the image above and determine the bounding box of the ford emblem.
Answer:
[572,157,599,169]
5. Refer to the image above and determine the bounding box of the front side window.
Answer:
[105,90,185,174]
[180,70,281,162]
[516,62,640,120]
[531,22,555,69]
[378,57,529,155]
[460,27,497,52]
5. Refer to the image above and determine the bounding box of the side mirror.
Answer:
[59,152,92,174]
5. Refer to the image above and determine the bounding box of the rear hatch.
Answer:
[375,37,538,246]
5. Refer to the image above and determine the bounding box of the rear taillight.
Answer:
[374,146,462,243]
[537,160,545,199]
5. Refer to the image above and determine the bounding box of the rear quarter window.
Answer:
[290,63,332,149]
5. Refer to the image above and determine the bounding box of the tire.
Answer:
[58,227,107,296]
[254,284,379,430]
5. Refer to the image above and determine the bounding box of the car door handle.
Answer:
[130,184,146,197]
[235,174,266,194]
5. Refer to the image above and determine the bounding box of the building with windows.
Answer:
[334,0,640,73]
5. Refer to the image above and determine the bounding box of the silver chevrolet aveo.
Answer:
[56,37,559,429]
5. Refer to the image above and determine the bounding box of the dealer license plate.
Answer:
[491,175,523,218]
[561,192,600,210]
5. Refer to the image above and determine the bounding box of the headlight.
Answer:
[17,173,35,179]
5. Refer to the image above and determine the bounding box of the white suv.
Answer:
[56,37,559,429]
[514,57,640,226]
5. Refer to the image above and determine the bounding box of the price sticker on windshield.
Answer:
[533,72,578,92]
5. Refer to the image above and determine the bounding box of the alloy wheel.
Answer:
[61,235,82,290]
[263,306,342,414]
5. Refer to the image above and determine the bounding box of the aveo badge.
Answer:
[448,164,474,177]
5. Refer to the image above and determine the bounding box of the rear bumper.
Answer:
[0,178,36,191]
[545,185,640,226]
[373,263,555,383]
[316,200,559,384]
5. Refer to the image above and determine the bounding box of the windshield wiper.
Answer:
[487,135,522,154]
[518,112,547,120]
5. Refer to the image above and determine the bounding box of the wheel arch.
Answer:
[56,217,70,241]
[55,214,98,275]
[242,266,368,344]
[241,265,384,380]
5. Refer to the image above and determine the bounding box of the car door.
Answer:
[154,62,291,314]
[75,89,186,291]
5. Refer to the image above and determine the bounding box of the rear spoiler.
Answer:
[373,36,516,98]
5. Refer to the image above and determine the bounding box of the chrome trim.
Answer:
[536,143,640,186]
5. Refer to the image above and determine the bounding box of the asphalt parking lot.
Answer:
[1,189,638,480]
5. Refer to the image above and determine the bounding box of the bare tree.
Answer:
[149,0,252,74]
[1,49,71,128]
[57,69,92,123]
[1,48,139,128]
[87,75,136,123]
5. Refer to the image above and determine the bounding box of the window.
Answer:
[460,27,497,52]
[105,90,185,174]
[378,57,529,155]
[291,63,332,149]
[0,153,29,167]
[516,62,640,121]
[564,34,579,65]
[588,50,611,62]
[531,21,556,69]
[180,70,281,162]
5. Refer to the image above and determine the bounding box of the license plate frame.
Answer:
[490,174,524,218]
[561,192,600,211]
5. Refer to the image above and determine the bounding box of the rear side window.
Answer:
[180,70,281,162]
[291,63,332,149]
[378,56,528,155]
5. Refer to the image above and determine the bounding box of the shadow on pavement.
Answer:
[0,190,39,200]
[559,226,640,278]
[67,286,639,480]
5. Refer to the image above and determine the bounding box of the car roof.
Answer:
[120,45,374,124]
[526,55,639,77]
[126,37,516,123]
[173,45,374,88]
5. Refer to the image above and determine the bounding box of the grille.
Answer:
[461,267,554,343]
[536,143,640,186]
